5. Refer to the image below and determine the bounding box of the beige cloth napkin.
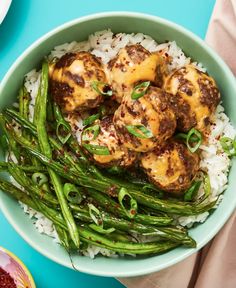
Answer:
[119,1,236,287]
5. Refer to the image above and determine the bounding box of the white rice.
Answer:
[20,30,236,257]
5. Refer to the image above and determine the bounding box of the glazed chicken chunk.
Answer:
[49,52,108,112]
[140,140,200,194]
[113,86,176,152]
[164,64,220,133]
[107,44,167,103]
[81,116,136,167]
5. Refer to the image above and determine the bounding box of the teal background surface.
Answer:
[0,0,215,287]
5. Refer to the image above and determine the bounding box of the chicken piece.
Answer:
[163,64,220,133]
[140,140,199,194]
[81,116,136,167]
[113,86,177,152]
[107,44,167,103]
[49,52,108,112]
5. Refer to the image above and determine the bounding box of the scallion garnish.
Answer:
[126,124,153,139]
[56,122,71,144]
[220,137,236,156]
[83,113,100,126]
[53,102,72,144]
[89,224,115,234]
[82,124,100,141]
[118,187,138,219]
[184,181,202,201]
[186,128,202,153]
[82,143,110,155]
[176,128,202,153]
[91,81,112,97]
[32,172,48,187]
[131,81,150,100]
[63,183,83,204]
[88,203,103,226]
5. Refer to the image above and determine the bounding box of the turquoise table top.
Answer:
[0,0,215,287]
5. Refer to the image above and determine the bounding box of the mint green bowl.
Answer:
[0,12,236,277]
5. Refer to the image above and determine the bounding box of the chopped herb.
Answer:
[131,81,150,100]
[91,81,112,96]
[83,143,110,155]
[126,124,153,139]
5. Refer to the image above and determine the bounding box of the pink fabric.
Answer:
[118,1,236,287]
[206,0,236,73]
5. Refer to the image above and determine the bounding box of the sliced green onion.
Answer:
[184,181,202,201]
[56,122,71,144]
[203,174,211,197]
[186,128,202,153]
[220,137,236,156]
[83,113,100,126]
[82,124,100,141]
[63,183,83,204]
[91,81,112,97]
[118,187,138,219]
[53,102,72,144]
[32,172,48,187]
[88,203,103,226]
[131,81,150,100]
[126,125,153,139]
[89,224,115,234]
[176,131,201,143]
[82,143,110,155]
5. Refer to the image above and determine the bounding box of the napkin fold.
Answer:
[206,0,236,73]
[119,1,236,287]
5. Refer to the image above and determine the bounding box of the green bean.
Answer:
[0,179,38,209]
[33,199,67,230]
[54,225,71,250]
[3,131,109,190]
[0,161,46,173]
[5,109,85,175]
[0,178,67,230]
[87,189,173,226]
[6,109,146,186]
[46,94,55,123]
[71,205,195,247]
[0,115,20,161]
[34,62,79,248]
[79,226,179,255]
[19,85,30,120]
[7,162,58,205]
[0,179,181,254]
[2,112,217,216]
[6,128,217,216]
[18,86,41,167]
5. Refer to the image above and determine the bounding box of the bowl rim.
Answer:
[0,246,36,287]
[1,11,236,277]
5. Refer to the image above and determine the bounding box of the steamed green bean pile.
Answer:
[0,62,218,256]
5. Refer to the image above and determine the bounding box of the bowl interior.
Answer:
[0,12,236,277]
